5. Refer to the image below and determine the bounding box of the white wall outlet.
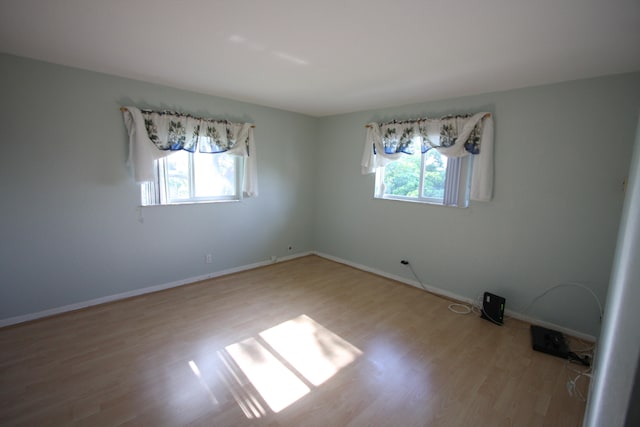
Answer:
[205,254,212,264]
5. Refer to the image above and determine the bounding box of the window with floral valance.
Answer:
[122,106,258,204]
[361,112,494,204]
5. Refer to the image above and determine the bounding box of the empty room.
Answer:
[1,1,640,426]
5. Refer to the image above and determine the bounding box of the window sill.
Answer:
[373,196,467,208]
[141,199,241,207]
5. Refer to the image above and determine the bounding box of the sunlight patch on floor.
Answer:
[225,337,310,413]
[260,314,362,386]
[216,351,267,419]
[188,360,219,406]
[221,314,362,416]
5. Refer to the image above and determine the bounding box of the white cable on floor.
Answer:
[447,303,472,314]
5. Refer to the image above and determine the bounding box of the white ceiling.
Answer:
[1,0,639,117]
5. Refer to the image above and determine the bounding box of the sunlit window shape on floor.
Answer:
[188,360,219,406]
[222,314,363,416]
[225,337,310,413]
[215,350,268,419]
[259,314,363,386]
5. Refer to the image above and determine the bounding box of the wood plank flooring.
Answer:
[0,255,588,426]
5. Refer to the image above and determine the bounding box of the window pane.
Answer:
[165,151,190,200]
[422,149,447,200]
[194,152,237,197]
[383,154,421,197]
[150,150,240,205]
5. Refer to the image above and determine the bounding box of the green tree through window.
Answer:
[382,149,447,201]
[422,150,447,199]
[384,154,421,197]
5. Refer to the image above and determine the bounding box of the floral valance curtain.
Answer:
[122,106,258,197]
[361,112,494,202]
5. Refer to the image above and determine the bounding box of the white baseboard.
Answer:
[312,251,596,342]
[504,310,596,342]
[312,251,477,305]
[0,252,312,328]
[1,250,596,341]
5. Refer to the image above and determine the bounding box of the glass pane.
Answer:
[422,150,447,200]
[194,152,237,197]
[165,151,190,200]
[383,154,421,197]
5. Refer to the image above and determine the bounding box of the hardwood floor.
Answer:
[0,255,588,426]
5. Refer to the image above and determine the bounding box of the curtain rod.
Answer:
[119,107,256,128]
[364,113,491,128]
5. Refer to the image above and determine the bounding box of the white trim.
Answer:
[0,252,312,328]
[312,251,475,304]
[1,249,596,341]
[312,251,596,342]
[504,310,596,342]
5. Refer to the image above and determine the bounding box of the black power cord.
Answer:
[400,260,428,292]
[568,351,591,367]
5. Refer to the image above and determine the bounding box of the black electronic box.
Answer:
[481,292,505,325]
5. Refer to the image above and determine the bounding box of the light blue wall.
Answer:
[313,73,640,337]
[0,54,317,320]
[1,52,639,337]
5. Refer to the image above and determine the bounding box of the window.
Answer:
[122,106,258,204]
[361,113,494,203]
[374,137,472,207]
[141,150,241,206]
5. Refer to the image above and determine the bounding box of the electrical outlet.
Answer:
[205,254,212,264]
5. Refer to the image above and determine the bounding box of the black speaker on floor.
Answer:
[480,292,505,325]
[530,325,570,359]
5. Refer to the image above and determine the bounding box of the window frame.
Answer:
[140,150,243,206]
[374,146,472,208]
